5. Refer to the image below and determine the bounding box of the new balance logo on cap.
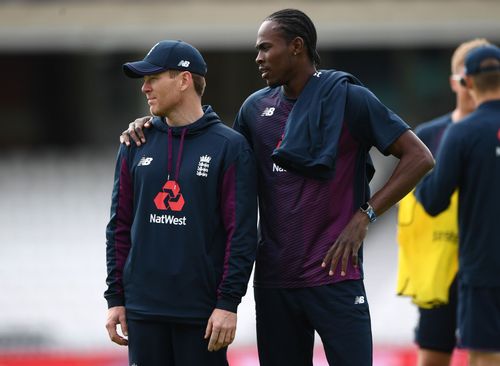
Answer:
[178,60,190,68]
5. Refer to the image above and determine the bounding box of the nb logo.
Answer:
[354,296,365,305]
[178,60,190,67]
[313,71,322,78]
[261,107,275,116]
[138,157,153,166]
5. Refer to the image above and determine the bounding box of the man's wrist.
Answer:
[216,297,239,313]
[359,202,377,223]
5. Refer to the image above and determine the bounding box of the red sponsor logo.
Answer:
[154,180,185,211]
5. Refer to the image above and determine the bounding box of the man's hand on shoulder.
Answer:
[120,116,153,146]
[204,308,237,352]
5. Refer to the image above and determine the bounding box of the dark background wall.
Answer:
[1,47,455,150]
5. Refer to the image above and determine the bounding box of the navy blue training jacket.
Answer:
[271,69,363,180]
[104,105,258,323]
[416,100,500,287]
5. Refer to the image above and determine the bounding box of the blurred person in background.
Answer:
[104,40,258,366]
[121,9,434,366]
[396,38,490,366]
[416,44,500,366]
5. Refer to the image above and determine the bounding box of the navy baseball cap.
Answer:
[123,40,207,78]
[464,45,500,76]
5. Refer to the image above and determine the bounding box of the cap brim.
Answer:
[123,61,166,78]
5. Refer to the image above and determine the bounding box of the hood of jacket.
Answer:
[151,105,222,135]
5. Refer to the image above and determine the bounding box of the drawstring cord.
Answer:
[175,128,187,182]
[167,127,187,182]
[168,128,173,181]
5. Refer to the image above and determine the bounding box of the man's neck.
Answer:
[473,90,500,107]
[282,64,317,99]
[451,89,477,122]
[451,107,472,123]
[164,103,204,127]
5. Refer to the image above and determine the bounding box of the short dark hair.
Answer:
[167,70,206,97]
[472,59,500,92]
[265,8,321,67]
[192,74,206,97]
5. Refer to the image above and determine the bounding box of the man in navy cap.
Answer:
[104,40,258,365]
[396,38,490,366]
[416,44,500,366]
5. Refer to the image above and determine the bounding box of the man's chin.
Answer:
[266,79,282,88]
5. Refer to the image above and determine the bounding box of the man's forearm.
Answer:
[369,131,434,216]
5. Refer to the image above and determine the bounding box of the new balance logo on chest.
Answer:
[261,107,275,116]
[138,156,153,166]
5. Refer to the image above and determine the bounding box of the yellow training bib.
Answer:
[396,190,458,308]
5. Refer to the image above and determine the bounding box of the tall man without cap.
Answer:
[396,38,489,366]
[121,9,434,366]
[416,44,500,366]
[104,40,258,366]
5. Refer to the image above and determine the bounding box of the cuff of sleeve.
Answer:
[106,295,125,309]
[216,297,239,313]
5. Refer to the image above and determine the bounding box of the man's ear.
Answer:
[179,71,192,92]
[462,75,474,90]
[291,36,305,56]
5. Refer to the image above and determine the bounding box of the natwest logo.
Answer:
[272,163,286,172]
[150,214,187,226]
[154,180,185,211]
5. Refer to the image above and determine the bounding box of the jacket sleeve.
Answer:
[104,146,134,308]
[415,126,461,216]
[216,145,258,313]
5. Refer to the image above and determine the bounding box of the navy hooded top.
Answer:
[104,105,258,323]
[416,100,500,287]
